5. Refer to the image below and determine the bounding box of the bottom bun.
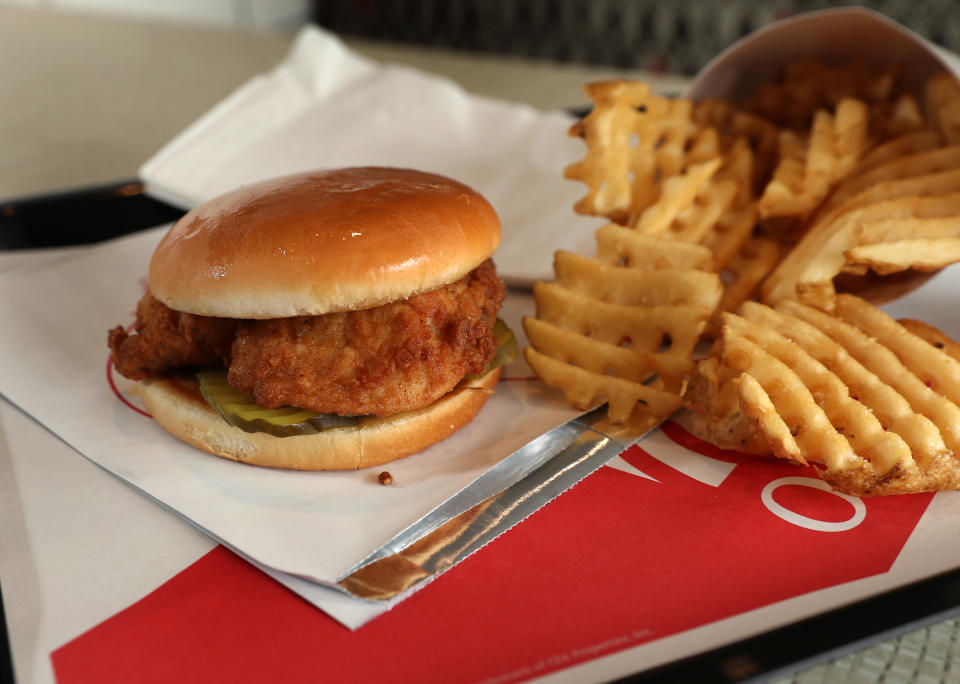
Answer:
[131,368,501,470]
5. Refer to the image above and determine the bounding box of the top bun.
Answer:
[148,167,501,318]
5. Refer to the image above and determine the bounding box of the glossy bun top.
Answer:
[149,167,501,318]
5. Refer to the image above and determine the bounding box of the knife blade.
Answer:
[335,406,665,601]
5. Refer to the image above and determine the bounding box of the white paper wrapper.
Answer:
[0,226,585,629]
[139,25,599,287]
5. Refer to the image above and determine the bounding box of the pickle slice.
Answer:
[196,318,518,437]
[469,318,520,378]
[196,371,357,437]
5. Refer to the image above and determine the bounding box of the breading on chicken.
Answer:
[228,259,505,416]
[108,291,236,381]
[108,260,505,417]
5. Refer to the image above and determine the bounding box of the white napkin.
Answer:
[139,25,600,286]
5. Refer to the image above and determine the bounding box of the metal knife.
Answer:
[335,407,665,601]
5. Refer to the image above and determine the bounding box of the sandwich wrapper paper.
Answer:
[5,6,960,657]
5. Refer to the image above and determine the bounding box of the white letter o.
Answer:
[761,477,866,532]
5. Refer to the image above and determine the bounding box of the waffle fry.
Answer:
[870,93,926,140]
[633,159,722,234]
[523,276,718,422]
[553,250,722,308]
[701,202,757,270]
[926,71,960,143]
[855,129,941,174]
[742,302,949,469]
[594,223,714,270]
[780,298,960,456]
[524,249,721,423]
[846,236,960,275]
[741,58,897,130]
[735,373,803,462]
[549,79,776,424]
[685,296,960,495]
[763,191,960,307]
[692,98,779,188]
[720,325,862,468]
[897,318,960,363]
[758,99,869,220]
[819,146,960,220]
[684,356,780,455]
[523,348,683,424]
[524,286,705,393]
[564,80,697,224]
[835,294,960,401]
[706,236,780,336]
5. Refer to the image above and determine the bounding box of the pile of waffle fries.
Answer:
[524,61,960,496]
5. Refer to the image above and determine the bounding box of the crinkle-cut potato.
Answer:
[845,236,960,275]
[684,356,772,455]
[763,192,960,308]
[524,249,721,424]
[856,129,941,174]
[705,235,780,337]
[870,93,927,141]
[898,318,960,363]
[751,70,960,306]
[593,223,714,270]
[758,99,869,220]
[553,250,722,309]
[926,71,960,143]
[740,58,897,131]
[692,97,779,190]
[564,80,697,224]
[526,283,708,392]
[632,159,722,235]
[683,296,960,496]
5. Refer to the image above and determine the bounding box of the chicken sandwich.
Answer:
[108,167,509,470]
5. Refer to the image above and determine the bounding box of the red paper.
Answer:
[52,422,933,683]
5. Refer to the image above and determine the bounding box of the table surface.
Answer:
[3,5,959,684]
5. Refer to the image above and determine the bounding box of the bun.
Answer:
[131,368,501,470]
[148,167,501,318]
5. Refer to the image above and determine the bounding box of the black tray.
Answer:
[0,181,184,250]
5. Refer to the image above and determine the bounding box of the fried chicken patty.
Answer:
[108,292,236,381]
[228,259,505,416]
[109,260,505,417]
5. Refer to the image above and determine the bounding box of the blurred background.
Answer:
[5,0,960,215]
[5,0,960,74]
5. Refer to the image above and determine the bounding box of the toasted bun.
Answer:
[131,368,501,471]
[149,167,501,318]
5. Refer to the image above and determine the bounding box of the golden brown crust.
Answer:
[148,167,501,318]
[131,368,501,470]
[227,260,505,416]
[108,291,236,381]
